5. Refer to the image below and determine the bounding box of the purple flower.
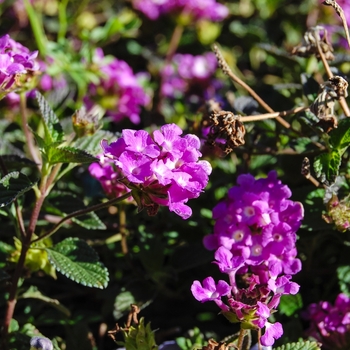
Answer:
[304,293,350,349]
[0,34,39,93]
[84,49,150,124]
[99,123,211,219]
[132,0,228,21]
[203,171,303,274]
[261,322,283,346]
[30,336,53,350]
[161,53,219,101]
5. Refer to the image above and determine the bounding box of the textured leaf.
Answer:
[0,172,35,207]
[113,291,136,320]
[1,155,37,168]
[36,91,64,144]
[46,238,109,289]
[72,212,106,230]
[313,150,341,185]
[337,265,350,295]
[47,146,98,164]
[73,130,118,156]
[20,286,71,317]
[279,294,303,316]
[329,118,350,153]
[274,340,321,350]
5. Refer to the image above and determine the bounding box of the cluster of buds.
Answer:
[304,293,350,349]
[90,123,212,219]
[84,48,150,124]
[131,0,229,21]
[0,34,39,98]
[191,171,304,346]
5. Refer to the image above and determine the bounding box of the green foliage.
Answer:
[279,294,303,317]
[0,172,35,207]
[46,237,109,289]
[176,328,206,350]
[117,318,158,350]
[273,340,321,350]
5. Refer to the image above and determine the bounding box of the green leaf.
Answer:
[47,146,98,164]
[72,130,117,156]
[46,237,109,289]
[0,172,35,207]
[279,294,303,316]
[329,118,350,153]
[313,150,341,184]
[337,265,350,294]
[72,212,106,230]
[20,286,71,317]
[273,340,321,350]
[36,91,64,144]
[113,291,136,320]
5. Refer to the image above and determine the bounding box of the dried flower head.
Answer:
[207,110,246,154]
[291,26,334,61]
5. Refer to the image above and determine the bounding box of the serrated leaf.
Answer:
[1,155,37,168]
[72,130,117,156]
[46,237,109,289]
[47,146,98,164]
[72,211,106,230]
[337,265,350,294]
[0,172,35,207]
[113,291,136,320]
[313,150,341,184]
[20,286,71,317]
[279,294,303,316]
[329,118,350,153]
[273,340,321,350]
[36,91,64,144]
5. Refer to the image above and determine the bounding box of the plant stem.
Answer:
[19,93,41,167]
[212,44,291,129]
[240,106,309,122]
[236,328,246,350]
[119,203,128,255]
[58,0,69,43]
[32,192,132,243]
[315,33,350,116]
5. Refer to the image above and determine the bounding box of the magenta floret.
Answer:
[93,123,211,219]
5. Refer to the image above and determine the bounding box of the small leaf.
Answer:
[72,212,106,230]
[20,286,71,317]
[279,294,303,316]
[313,150,341,184]
[337,265,350,294]
[273,340,321,350]
[36,91,64,144]
[329,118,350,153]
[46,237,109,289]
[0,172,35,207]
[47,146,98,164]
[73,130,117,156]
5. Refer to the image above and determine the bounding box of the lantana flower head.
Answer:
[132,0,229,21]
[84,48,150,124]
[161,52,219,101]
[0,34,39,95]
[96,123,211,219]
[304,293,350,349]
[203,171,304,275]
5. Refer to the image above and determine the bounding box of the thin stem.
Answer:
[257,329,262,350]
[212,44,291,129]
[315,34,350,116]
[165,24,184,64]
[32,192,132,243]
[119,203,128,255]
[19,93,41,167]
[240,106,309,122]
[236,328,246,350]
[58,0,69,42]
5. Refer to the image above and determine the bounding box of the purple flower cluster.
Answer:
[84,49,150,124]
[161,53,219,100]
[96,123,212,219]
[132,0,229,21]
[89,156,132,200]
[304,293,350,349]
[0,34,39,93]
[191,171,304,346]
